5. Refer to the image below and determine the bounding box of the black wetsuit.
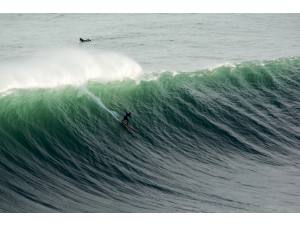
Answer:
[122,112,131,125]
[80,38,91,42]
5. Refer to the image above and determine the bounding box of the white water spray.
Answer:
[80,86,119,120]
[0,48,143,93]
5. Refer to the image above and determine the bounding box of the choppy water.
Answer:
[0,14,300,212]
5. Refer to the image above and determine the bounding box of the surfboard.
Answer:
[121,121,137,133]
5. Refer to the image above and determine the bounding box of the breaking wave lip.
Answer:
[0,48,143,94]
[0,50,299,97]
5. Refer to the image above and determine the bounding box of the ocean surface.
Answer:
[0,14,300,212]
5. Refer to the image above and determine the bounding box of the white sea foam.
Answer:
[0,48,143,93]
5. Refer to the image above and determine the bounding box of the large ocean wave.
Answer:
[0,52,300,212]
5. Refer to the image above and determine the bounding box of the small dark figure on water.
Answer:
[122,112,132,126]
[79,38,91,43]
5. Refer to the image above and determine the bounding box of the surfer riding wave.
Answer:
[122,111,131,126]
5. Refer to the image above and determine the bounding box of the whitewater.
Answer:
[0,14,300,212]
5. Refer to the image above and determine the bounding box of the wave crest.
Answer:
[0,48,143,93]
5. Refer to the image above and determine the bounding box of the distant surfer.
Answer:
[79,38,91,43]
[122,111,132,126]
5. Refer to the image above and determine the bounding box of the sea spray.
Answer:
[80,85,119,120]
[0,48,143,93]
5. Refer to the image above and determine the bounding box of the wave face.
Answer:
[1,57,300,212]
